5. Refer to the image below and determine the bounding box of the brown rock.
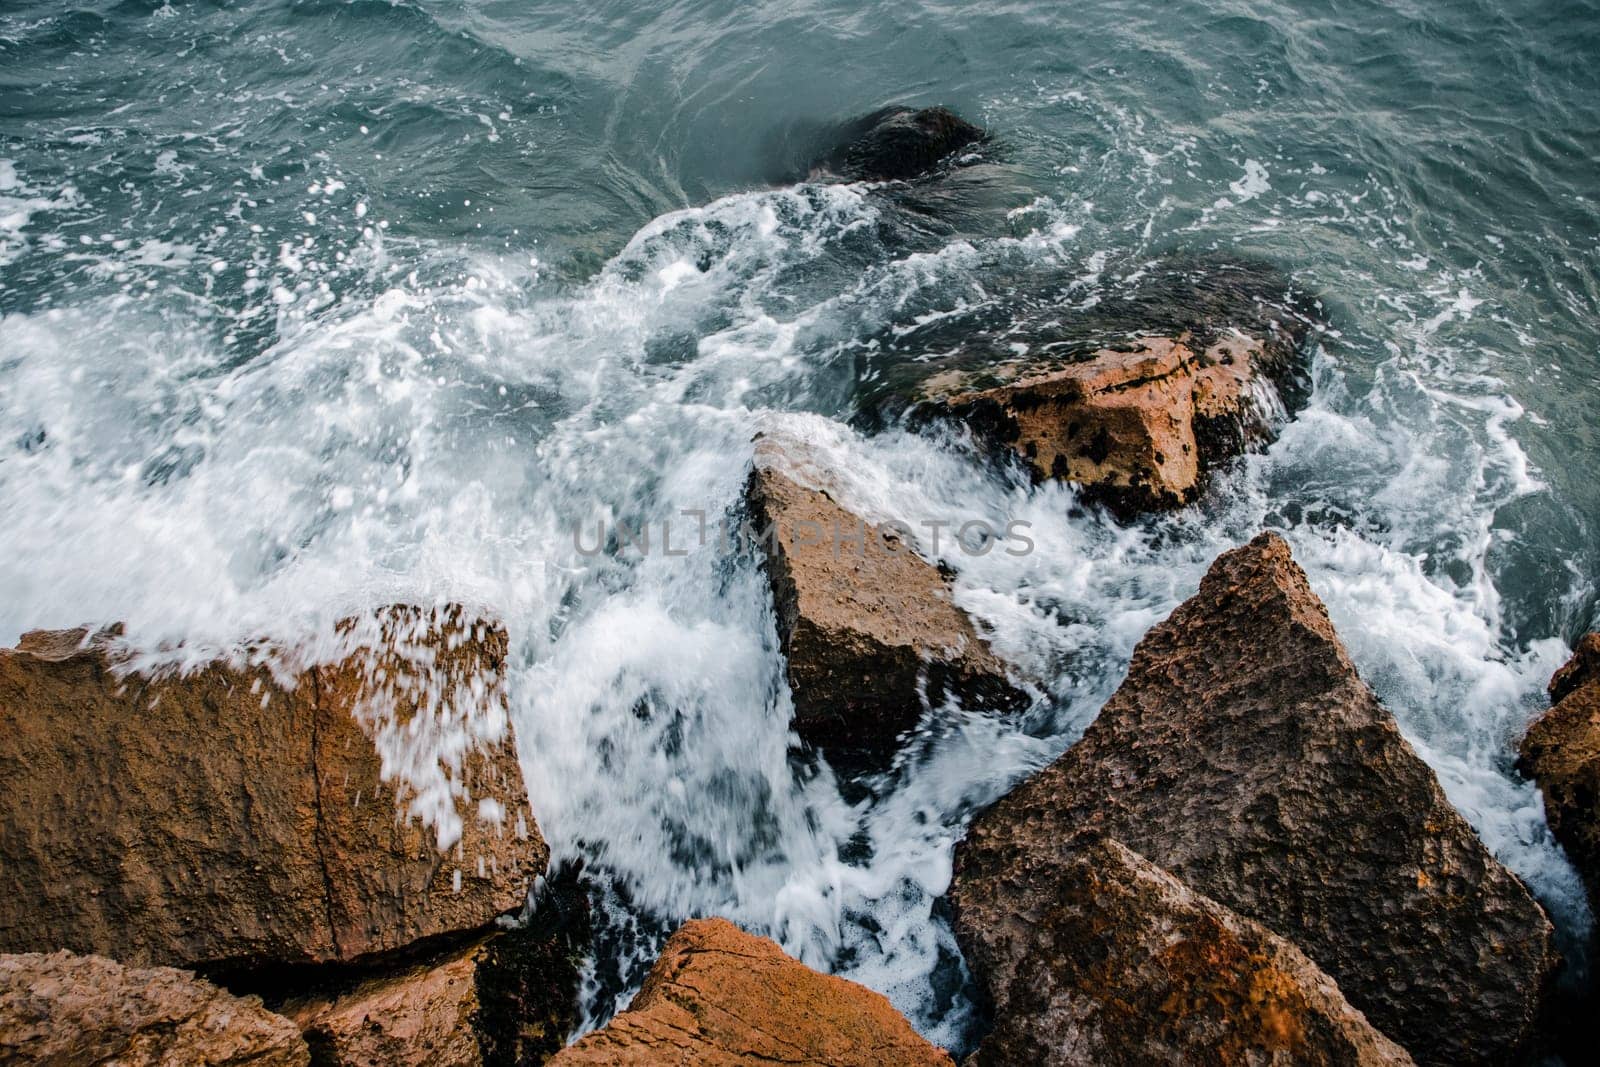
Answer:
[549,917,951,1066]
[1520,632,1600,912]
[1547,631,1600,705]
[285,943,484,1067]
[0,949,309,1066]
[953,533,1557,1066]
[958,835,1413,1066]
[282,867,592,1067]
[913,331,1293,513]
[0,606,545,971]
[747,438,1025,763]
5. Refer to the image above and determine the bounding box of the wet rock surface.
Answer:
[549,917,952,1066]
[0,606,545,972]
[958,835,1413,1067]
[1520,632,1600,911]
[0,949,310,1067]
[862,259,1317,514]
[953,532,1557,1066]
[747,436,1025,764]
[808,105,987,182]
[916,332,1287,512]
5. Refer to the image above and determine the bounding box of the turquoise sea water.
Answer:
[3,0,1598,1050]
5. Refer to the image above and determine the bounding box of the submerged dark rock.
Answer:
[809,105,987,182]
[1520,632,1600,912]
[747,434,1026,766]
[956,835,1413,1066]
[953,533,1557,1066]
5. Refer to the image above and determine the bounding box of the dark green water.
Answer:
[3,0,1599,1049]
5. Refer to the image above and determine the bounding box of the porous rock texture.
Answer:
[548,917,952,1066]
[811,105,986,182]
[0,949,309,1067]
[0,605,544,971]
[956,835,1413,1067]
[747,436,1025,763]
[858,257,1318,516]
[913,331,1293,513]
[953,532,1557,1066]
[1520,631,1600,911]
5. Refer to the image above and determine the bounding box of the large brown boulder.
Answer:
[549,917,951,1066]
[0,605,545,971]
[1519,632,1600,911]
[958,835,1413,1066]
[0,949,309,1066]
[909,331,1293,513]
[953,533,1557,1066]
[747,437,1025,764]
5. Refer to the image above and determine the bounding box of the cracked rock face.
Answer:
[953,533,1557,1066]
[958,836,1414,1067]
[1520,632,1600,912]
[0,949,310,1067]
[748,438,1026,765]
[0,606,545,971]
[549,917,952,1066]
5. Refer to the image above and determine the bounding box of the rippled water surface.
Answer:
[4,0,1599,1049]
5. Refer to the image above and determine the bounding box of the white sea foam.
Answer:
[0,131,1589,1052]
[0,161,80,269]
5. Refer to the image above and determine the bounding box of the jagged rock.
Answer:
[911,331,1291,513]
[1520,632,1600,911]
[0,606,545,971]
[282,867,591,1067]
[811,105,986,182]
[549,917,951,1065]
[747,437,1025,764]
[953,533,1557,1066]
[1548,631,1600,706]
[957,835,1414,1066]
[0,949,309,1067]
[860,258,1316,515]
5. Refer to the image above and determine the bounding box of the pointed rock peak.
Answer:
[550,918,952,1066]
[1548,631,1600,705]
[954,533,1556,1066]
[1184,531,1347,652]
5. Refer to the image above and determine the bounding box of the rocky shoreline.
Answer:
[3,107,1593,1065]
